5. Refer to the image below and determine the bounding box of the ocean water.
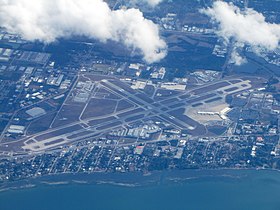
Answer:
[1,170,280,210]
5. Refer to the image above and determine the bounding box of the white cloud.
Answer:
[131,0,163,7]
[201,1,280,65]
[0,0,167,63]
[143,0,163,7]
[230,50,247,66]
[230,42,247,66]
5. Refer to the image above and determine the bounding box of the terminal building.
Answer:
[7,125,25,134]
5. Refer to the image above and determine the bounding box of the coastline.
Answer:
[1,168,280,193]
